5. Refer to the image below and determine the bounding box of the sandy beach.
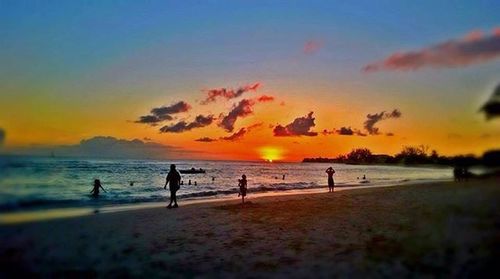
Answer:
[0,179,498,278]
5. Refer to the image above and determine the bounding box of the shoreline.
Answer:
[0,178,497,277]
[0,178,452,225]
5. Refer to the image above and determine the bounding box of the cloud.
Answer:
[3,136,193,159]
[195,137,217,142]
[303,40,323,54]
[363,109,402,135]
[160,114,215,133]
[273,112,318,137]
[480,83,500,120]
[257,95,275,102]
[218,123,262,142]
[0,128,5,146]
[363,28,500,72]
[220,128,247,141]
[136,101,191,125]
[218,99,255,132]
[322,127,367,136]
[338,127,367,136]
[135,114,173,125]
[201,83,261,104]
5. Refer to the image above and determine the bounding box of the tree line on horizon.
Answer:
[303,146,500,167]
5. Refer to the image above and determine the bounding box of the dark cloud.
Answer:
[218,99,255,132]
[221,128,247,141]
[480,83,500,120]
[201,83,261,104]
[3,136,193,159]
[364,109,402,135]
[219,123,262,142]
[386,132,395,137]
[303,40,323,54]
[322,127,366,136]
[257,95,275,102]
[195,137,217,142]
[160,114,215,133]
[338,127,367,136]
[0,128,5,146]
[363,28,500,72]
[135,115,172,125]
[273,112,318,137]
[136,101,191,125]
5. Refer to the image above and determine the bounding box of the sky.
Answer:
[0,0,499,161]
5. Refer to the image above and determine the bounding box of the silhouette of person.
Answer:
[282,174,286,180]
[194,181,197,186]
[188,180,192,185]
[325,167,335,192]
[238,174,248,203]
[164,164,181,208]
[362,175,366,180]
[91,179,106,198]
[212,176,215,182]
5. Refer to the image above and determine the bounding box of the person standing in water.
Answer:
[164,164,181,208]
[325,167,335,192]
[90,179,107,198]
[238,174,248,203]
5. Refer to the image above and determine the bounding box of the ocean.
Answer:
[0,155,454,212]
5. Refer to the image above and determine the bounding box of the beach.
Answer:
[1,179,498,277]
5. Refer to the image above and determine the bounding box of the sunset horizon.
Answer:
[1,1,499,162]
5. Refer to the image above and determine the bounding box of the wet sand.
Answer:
[0,179,498,277]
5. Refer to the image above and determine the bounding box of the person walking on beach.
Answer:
[90,179,107,198]
[238,174,248,204]
[326,167,335,192]
[164,164,181,208]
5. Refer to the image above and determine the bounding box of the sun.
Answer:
[258,146,284,162]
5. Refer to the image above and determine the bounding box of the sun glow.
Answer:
[258,146,284,162]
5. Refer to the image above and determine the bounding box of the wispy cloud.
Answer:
[195,137,218,142]
[363,28,500,72]
[136,101,191,125]
[257,95,275,102]
[200,83,261,104]
[303,40,323,54]
[363,109,401,135]
[220,128,247,141]
[219,122,263,141]
[322,127,367,136]
[273,112,318,137]
[160,114,215,133]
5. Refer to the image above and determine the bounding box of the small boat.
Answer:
[179,168,206,174]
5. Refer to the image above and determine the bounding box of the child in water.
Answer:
[238,174,247,203]
[91,179,107,198]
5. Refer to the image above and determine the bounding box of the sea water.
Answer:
[0,155,453,212]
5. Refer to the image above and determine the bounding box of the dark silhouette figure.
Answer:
[180,180,184,185]
[238,174,248,203]
[188,179,192,185]
[282,174,286,180]
[326,167,335,192]
[164,164,181,208]
[212,176,215,182]
[454,166,471,181]
[362,175,366,180]
[91,179,107,198]
[194,181,197,186]
[129,181,134,186]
